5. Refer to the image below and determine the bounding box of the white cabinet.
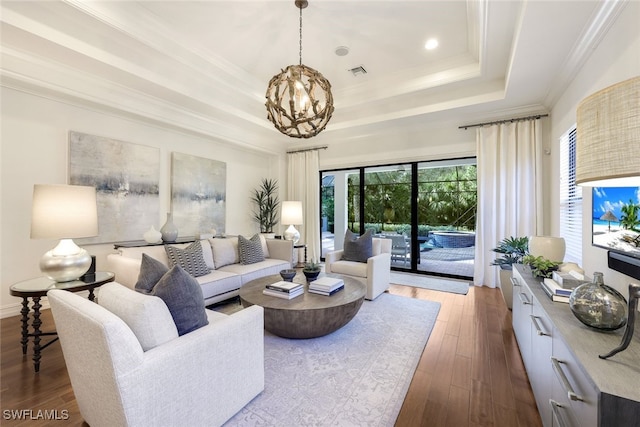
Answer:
[511,274,533,368]
[511,269,553,426]
[530,303,553,426]
[512,265,640,427]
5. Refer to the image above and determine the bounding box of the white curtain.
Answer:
[287,150,321,262]
[473,119,544,288]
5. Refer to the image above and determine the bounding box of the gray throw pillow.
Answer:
[165,241,210,277]
[238,234,265,265]
[135,253,169,294]
[343,229,373,262]
[151,265,209,336]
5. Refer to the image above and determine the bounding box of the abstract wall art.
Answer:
[69,131,160,244]
[171,152,226,237]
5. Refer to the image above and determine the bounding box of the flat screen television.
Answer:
[592,186,640,260]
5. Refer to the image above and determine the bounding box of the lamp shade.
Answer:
[576,76,640,186]
[31,184,98,239]
[281,201,303,225]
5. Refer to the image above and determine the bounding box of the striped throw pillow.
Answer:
[238,234,265,265]
[165,241,211,277]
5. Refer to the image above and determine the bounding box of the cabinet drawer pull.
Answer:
[530,315,550,336]
[550,399,570,427]
[511,277,520,287]
[551,357,583,402]
[518,292,531,305]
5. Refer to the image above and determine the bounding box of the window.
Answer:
[559,127,582,264]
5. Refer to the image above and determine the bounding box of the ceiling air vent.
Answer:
[349,66,367,76]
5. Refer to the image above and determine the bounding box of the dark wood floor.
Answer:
[1,285,541,427]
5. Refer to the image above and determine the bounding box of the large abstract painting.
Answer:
[171,152,226,237]
[69,131,160,244]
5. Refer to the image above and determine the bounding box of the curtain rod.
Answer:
[286,145,328,154]
[458,114,549,130]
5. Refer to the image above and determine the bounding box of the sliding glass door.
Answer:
[322,158,476,280]
[416,159,477,278]
[363,164,413,269]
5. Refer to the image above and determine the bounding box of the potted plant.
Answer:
[522,255,561,279]
[251,178,280,235]
[303,259,321,281]
[491,236,529,309]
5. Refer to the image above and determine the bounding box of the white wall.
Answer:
[319,118,476,170]
[0,87,282,317]
[549,1,640,295]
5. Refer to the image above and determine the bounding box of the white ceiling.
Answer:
[0,1,629,152]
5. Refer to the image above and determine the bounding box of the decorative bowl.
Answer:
[303,270,321,281]
[279,269,297,282]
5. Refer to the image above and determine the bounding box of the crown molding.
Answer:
[1,48,285,155]
[544,0,629,108]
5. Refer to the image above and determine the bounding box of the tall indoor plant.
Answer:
[251,178,280,234]
[491,236,529,309]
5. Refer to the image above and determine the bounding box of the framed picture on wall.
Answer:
[171,152,226,237]
[69,131,161,244]
[592,186,640,259]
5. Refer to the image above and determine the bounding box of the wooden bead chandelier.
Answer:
[265,0,334,139]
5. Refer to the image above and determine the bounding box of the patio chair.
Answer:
[389,234,410,266]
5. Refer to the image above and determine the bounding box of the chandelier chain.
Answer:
[299,5,303,66]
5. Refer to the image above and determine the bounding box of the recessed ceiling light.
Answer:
[335,46,349,56]
[424,38,439,50]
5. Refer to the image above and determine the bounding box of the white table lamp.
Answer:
[281,201,303,244]
[31,184,99,282]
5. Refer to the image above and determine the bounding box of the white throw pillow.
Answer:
[199,239,215,270]
[209,237,239,268]
[259,234,270,258]
[98,282,178,351]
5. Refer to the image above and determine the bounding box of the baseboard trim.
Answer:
[1,300,51,319]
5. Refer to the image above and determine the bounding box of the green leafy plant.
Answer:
[490,236,529,269]
[620,199,640,231]
[251,178,279,233]
[303,259,321,272]
[522,255,561,278]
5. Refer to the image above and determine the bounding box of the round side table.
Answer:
[10,272,115,373]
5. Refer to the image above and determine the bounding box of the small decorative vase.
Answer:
[143,225,162,244]
[160,212,178,242]
[569,272,628,331]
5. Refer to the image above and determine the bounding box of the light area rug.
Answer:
[390,272,470,295]
[222,293,440,427]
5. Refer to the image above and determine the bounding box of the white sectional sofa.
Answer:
[107,236,293,305]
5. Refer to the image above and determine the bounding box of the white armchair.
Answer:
[325,237,392,300]
[47,283,264,427]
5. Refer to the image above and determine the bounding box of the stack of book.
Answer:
[309,277,344,296]
[263,281,304,299]
[552,270,589,288]
[541,278,574,303]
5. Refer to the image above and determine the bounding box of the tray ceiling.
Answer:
[0,0,627,152]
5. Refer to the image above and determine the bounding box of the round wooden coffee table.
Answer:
[239,273,366,339]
